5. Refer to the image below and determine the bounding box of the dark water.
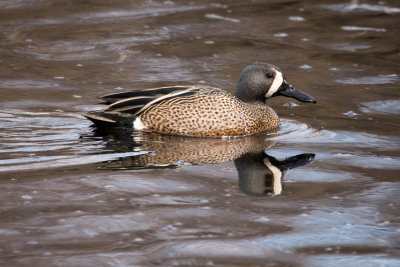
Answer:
[1,0,399,266]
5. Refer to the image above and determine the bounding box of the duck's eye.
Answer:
[266,73,274,79]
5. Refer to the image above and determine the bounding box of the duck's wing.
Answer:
[101,85,192,104]
[103,85,200,115]
[82,85,200,127]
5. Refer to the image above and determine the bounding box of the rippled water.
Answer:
[1,0,399,266]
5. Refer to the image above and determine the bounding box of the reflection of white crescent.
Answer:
[263,158,283,195]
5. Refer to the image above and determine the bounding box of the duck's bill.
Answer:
[277,81,316,103]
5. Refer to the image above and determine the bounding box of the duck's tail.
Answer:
[82,111,135,127]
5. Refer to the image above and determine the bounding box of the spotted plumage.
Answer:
[83,63,316,137]
[137,86,279,136]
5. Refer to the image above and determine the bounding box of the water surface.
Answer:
[1,0,399,266]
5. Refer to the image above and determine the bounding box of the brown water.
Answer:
[1,0,399,266]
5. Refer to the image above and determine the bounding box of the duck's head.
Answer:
[235,63,316,104]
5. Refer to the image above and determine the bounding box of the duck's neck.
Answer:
[235,83,266,103]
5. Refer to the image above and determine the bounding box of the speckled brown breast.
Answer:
[139,87,280,137]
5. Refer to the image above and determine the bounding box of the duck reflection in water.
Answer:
[235,152,314,196]
[88,129,315,196]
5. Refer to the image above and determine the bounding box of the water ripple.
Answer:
[360,100,400,115]
[341,25,386,32]
[336,74,398,85]
[0,109,143,172]
[321,3,400,14]
[268,119,319,141]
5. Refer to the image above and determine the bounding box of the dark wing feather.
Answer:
[111,105,144,114]
[132,86,200,116]
[104,96,154,111]
[101,86,192,104]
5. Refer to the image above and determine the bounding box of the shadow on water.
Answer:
[86,127,315,196]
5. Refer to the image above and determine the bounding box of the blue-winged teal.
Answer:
[83,63,316,137]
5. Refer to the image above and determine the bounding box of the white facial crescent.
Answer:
[265,69,283,98]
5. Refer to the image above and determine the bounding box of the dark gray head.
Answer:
[235,63,316,104]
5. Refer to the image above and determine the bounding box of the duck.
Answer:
[83,63,316,137]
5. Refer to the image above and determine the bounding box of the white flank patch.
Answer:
[133,117,146,130]
[263,158,283,195]
[265,69,284,98]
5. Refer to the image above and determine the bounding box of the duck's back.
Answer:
[139,87,280,136]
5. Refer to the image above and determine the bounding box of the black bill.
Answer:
[276,80,316,103]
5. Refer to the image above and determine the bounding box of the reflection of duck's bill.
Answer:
[273,153,315,172]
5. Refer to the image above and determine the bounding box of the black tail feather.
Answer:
[82,112,135,128]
